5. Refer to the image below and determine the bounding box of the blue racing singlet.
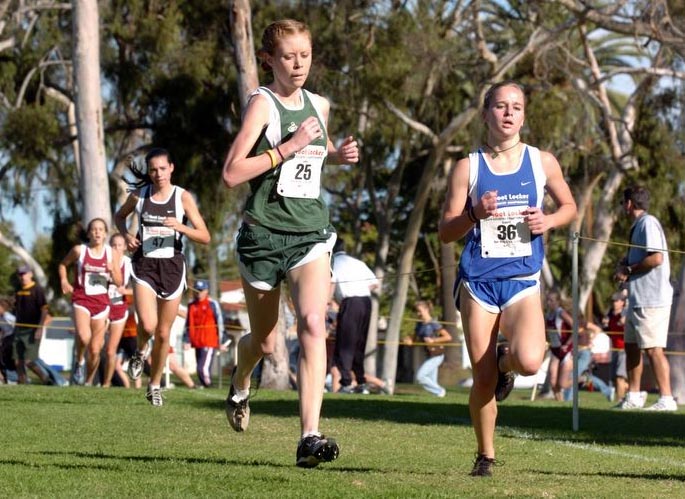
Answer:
[458,145,547,281]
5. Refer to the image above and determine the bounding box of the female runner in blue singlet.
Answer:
[439,81,576,476]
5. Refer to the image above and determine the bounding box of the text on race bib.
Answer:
[85,271,109,296]
[142,225,175,258]
[277,145,327,199]
[480,210,532,258]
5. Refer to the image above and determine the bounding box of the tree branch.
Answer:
[384,99,438,143]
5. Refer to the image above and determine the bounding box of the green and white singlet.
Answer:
[244,86,330,232]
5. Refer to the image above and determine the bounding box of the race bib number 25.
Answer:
[277,145,326,199]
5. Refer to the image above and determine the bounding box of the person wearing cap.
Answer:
[13,265,51,384]
[183,280,223,387]
[602,291,628,401]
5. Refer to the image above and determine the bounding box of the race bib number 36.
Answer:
[480,211,532,258]
[277,145,326,199]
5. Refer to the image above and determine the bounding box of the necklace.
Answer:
[485,140,521,159]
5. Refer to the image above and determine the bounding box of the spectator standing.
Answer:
[331,238,379,394]
[118,302,140,389]
[183,280,223,388]
[602,291,628,401]
[13,265,51,385]
[412,300,452,397]
[614,185,676,411]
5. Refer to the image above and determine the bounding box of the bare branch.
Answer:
[550,0,685,54]
[0,36,13,52]
[384,99,438,143]
[597,66,685,85]
[15,56,70,108]
[578,24,627,167]
[473,1,497,65]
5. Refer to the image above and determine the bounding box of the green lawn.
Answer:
[1,383,683,498]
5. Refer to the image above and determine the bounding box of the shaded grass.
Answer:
[1,384,684,498]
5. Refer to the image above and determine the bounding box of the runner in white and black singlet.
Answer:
[115,148,210,407]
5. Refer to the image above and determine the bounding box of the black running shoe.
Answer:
[470,453,497,477]
[127,350,145,380]
[296,435,339,468]
[494,344,516,402]
[225,382,250,432]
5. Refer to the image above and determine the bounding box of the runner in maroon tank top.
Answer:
[58,218,122,386]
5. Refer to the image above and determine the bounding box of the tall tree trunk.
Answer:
[440,241,459,368]
[229,0,259,109]
[72,0,109,227]
[381,107,478,393]
[227,2,287,388]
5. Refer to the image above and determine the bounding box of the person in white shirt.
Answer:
[330,238,378,393]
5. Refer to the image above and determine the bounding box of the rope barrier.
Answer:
[3,230,683,359]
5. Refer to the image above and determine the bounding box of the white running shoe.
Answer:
[145,386,164,407]
[644,398,677,412]
[615,392,647,410]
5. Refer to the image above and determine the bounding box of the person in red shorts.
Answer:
[102,233,133,387]
[58,218,122,386]
[545,289,574,401]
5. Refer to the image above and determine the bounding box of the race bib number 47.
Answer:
[480,211,532,258]
[142,225,175,258]
[277,145,326,199]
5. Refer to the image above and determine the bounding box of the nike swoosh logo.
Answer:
[521,181,532,186]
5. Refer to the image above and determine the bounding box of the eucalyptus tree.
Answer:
[101,1,244,281]
[72,0,109,227]
[0,1,78,286]
[368,1,579,389]
[535,1,685,309]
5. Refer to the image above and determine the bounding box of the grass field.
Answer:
[1,383,684,498]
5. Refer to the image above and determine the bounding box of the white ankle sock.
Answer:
[231,387,249,402]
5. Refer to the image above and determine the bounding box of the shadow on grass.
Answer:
[535,469,685,482]
[29,450,379,473]
[192,393,685,449]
